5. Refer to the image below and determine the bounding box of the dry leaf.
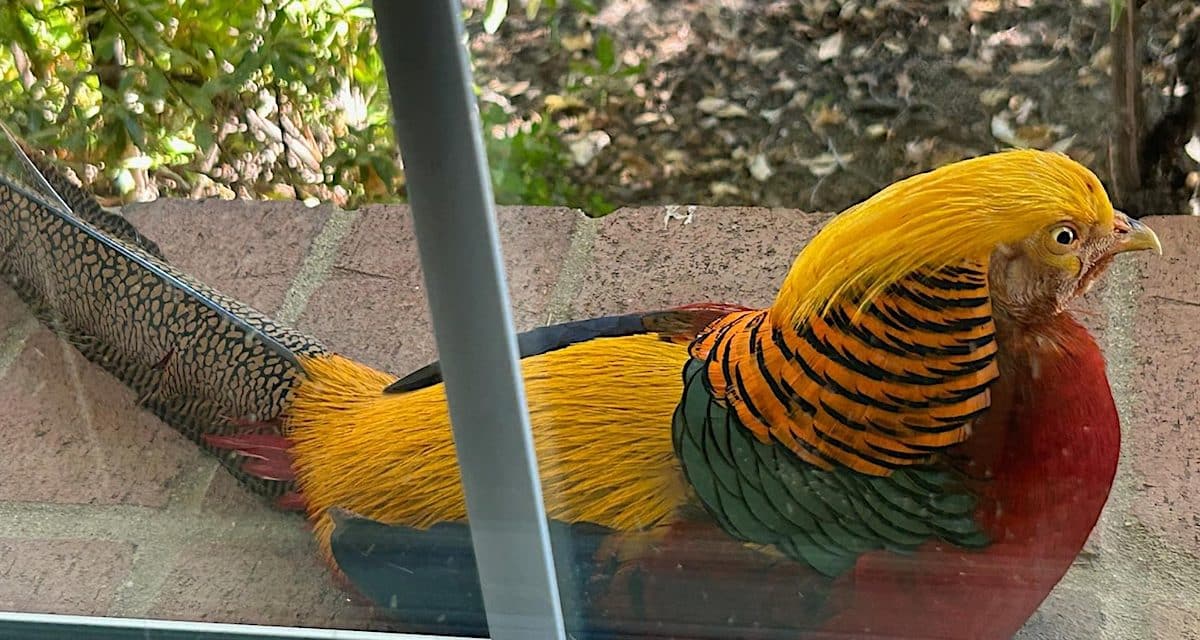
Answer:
[905,138,936,166]
[978,88,1008,107]
[710,181,741,197]
[883,39,907,55]
[810,104,846,130]
[1185,135,1200,164]
[566,131,611,166]
[799,152,851,177]
[748,154,774,182]
[991,114,1020,147]
[985,27,1032,49]
[1014,124,1056,148]
[633,112,661,126]
[1090,45,1112,72]
[714,104,750,118]
[697,97,729,114]
[561,32,593,52]
[663,204,695,227]
[896,72,914,101]
[817,32,844,61]
[955,57,992,80]
[788,92,812,109]
[1008,94,1036,124]
[1048,134,1076,154]
[967,0,1000,22]
[544,94,585,113]
[772,75,798,92]
[1009,58,1058,76]
[502,80,531,96]
[750,48,782,64]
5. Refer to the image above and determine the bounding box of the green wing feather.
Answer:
[673,358,989,577]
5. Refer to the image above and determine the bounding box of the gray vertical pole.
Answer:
[371,2,567,640]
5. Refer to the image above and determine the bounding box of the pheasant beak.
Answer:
[1110,211,1162,256]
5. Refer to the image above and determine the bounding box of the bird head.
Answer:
[987,207,1159,325]
[772,149,1161,327]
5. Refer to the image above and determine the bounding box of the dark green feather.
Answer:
[672,357,990,578]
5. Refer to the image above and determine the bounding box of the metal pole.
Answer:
[372,3,567,640]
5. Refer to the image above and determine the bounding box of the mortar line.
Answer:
[56,335,116,505]
[542,211,597,325]
[0,499,307,544]
[107,462,221,617]
[274,206,360,325]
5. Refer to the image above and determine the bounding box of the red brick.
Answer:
[145,539,397,631]
[122,199,329,313]
[573,207,833,318]
[297,204,579,374]
[0,538,134,615]
[0,330,202,506]
[1127,216,1200,554]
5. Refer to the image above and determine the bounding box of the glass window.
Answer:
[1,0,1191,638]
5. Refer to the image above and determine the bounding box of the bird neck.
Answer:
[692,263,999,476]
[961,312,1120,549]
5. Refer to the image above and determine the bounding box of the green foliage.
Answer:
[1,0,397,206]
[1110,0,1125,30]
[0,0,623,213]
[480,101,611,214]
[482,0,599,33]
[469,0,630,215]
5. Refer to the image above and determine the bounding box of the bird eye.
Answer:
[1052,226,1077,246]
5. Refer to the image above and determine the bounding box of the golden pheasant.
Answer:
[0,125,1160,638]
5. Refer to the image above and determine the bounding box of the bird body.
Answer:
[0,124,1160,639]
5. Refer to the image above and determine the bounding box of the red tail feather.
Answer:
[204,433,298,483]
[276,491,308,512]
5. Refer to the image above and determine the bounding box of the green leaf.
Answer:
[1109,0,1124,30]
[193,121,215,152]
[164,136,196,155]
[595,31,615,71]
[122,155,153,170]
[568,0,597,14]
[483,0,508,34]
[346,4,375,19]
[111,167,135,194]
[117,111,146,147]
[524,0,541,20]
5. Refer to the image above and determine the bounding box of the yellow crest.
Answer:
[772,149,1114,325]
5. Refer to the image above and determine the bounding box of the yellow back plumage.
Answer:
[772,149,1115,325]
[286,334,694,558]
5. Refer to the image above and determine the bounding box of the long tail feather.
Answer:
[0,124,324,497]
